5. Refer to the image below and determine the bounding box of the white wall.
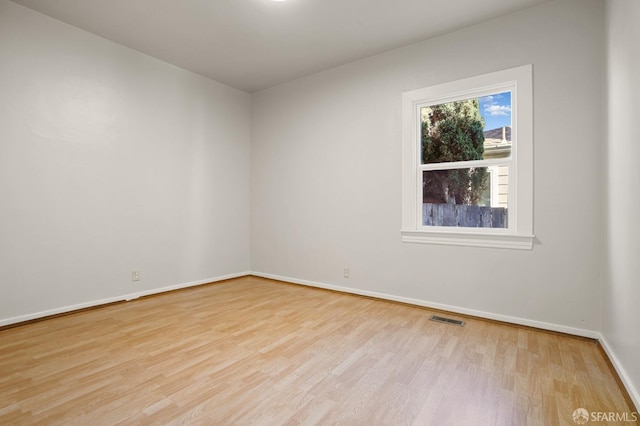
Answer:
[603,0,640,408]
[0,0,251,323]
[251,0,605,334]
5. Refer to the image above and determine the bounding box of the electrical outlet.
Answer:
[132,270,140,282]
[343,268,350,279]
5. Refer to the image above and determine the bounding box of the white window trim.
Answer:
[401,65,534,250]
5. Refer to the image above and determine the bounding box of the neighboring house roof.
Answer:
[483,126,511,143]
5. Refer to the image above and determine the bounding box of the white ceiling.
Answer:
[11,0,551,93]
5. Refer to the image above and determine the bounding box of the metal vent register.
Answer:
[429,315,465,327]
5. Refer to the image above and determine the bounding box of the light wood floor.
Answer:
[0,276,635,425]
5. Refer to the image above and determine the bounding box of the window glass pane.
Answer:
[421,91,511,164]
[422,166,509,228]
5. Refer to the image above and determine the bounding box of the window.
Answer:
[401,65,534,249]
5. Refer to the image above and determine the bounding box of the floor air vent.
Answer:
[430,315,465,327]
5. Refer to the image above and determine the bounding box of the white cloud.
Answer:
[483,104,511,116]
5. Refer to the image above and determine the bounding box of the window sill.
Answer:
[401,229,534,250]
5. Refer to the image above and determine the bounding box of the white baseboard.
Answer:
[597,334,640,411]
[0,271,251,327]
[250,271,600,339]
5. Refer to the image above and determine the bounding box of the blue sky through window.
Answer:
[479,91,511,131]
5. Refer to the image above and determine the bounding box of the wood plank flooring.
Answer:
[0,276,635,425]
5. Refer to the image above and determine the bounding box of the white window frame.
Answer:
[401,65,534,250]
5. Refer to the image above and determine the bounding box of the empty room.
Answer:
[0,0,638,424]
